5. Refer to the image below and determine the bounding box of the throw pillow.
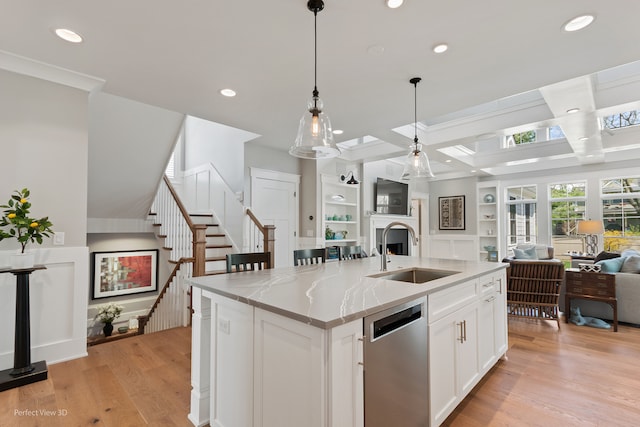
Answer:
[594,251,621,264]
[513,247,538,260]
[620,255,640,273]
[595,256,625,273]
[621,249,640,258]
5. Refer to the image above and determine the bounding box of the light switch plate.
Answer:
[53,232,65,245]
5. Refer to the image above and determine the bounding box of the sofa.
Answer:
[502,244,555,262]
[560,249,640,325]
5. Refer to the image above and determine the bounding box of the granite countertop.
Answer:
[187,256,508,329]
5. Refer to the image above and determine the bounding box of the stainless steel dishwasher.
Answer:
[363,297,429,427]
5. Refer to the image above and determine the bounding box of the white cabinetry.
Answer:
[477,182,500,261]
[321,174,360,248]
[428,271,508,426]
[254,308,364,427]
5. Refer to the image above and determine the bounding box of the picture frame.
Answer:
[92,249,158,299]
[439,195,465,230]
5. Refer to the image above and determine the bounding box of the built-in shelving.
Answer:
[321,175,360,248]
[477,182,500,261]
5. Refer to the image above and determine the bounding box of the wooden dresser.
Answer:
[565,269,617,331]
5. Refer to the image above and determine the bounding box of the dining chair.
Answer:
[339,245,363,261]
[293,248,326,266]
[226,252,271,273]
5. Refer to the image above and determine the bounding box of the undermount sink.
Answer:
[368,267,460,284]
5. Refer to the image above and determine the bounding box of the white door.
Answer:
[251,169,299,268]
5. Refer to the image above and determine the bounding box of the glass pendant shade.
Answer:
[290,95,340,159]
[401,141,435,180]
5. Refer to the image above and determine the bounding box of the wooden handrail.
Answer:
[163,175,195,229]
[246,208,275,269]
[138,257,192,334]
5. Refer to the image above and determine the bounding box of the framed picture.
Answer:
[92,249,158,299]
[439,195,465,230]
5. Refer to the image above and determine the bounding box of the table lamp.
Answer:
[577,220,604,255]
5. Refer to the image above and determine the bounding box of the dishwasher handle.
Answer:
[371,303,423,341]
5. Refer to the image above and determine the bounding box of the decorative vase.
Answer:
[11,252,35,269]
[103,322,114,337]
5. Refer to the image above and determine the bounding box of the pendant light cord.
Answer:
[313,7,319,99]
[414,80,418,145]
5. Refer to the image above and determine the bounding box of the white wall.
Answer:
[184,116,258,193]
[0,69,90,368]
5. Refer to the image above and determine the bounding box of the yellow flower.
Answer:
[20,198,27,204]
[7,213,16,219]
[30,222,38,228]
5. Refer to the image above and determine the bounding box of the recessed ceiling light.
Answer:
[445,159,452,163]
[563,14,595,32]
[386,0,403,9]
[470,170,477,173]
[220,88,236,97]
[54,28,83,43]
[579,136,589,141]
[432,44,448,54]
[332,129,344,135]
[566,108,580,114]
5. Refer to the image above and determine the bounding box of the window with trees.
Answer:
[601,177,640,251]
[603,110,640,130]
[550,182,586,237]
[506,185,537,246]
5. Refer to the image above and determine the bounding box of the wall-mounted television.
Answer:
[374,178,409,215]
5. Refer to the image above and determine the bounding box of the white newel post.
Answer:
[188,287,211,426]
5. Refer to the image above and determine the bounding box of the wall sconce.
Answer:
[340,171,359,185]
[577,220,604,255]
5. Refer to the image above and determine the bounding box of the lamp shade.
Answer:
[401,142,435,180]
[290,96,340,159]
[577,220,604,234]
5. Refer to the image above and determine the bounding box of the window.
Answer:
[603,110,640,130]
[601,177,640,251]
[505,130,537,147]
[548,125,565,140]
[549,182,586,237]
[506,185,537,246]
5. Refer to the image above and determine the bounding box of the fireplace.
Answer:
[376,228,409,256]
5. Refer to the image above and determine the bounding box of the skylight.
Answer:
[603,109,640,130]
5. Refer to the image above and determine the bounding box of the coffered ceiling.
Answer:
[2,0,640,180]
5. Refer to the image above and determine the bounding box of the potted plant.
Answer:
[95,302,124,337]
[0,188,54,269]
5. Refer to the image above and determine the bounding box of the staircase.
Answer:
[138,175,274,335]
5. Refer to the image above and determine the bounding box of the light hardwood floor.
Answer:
[1,317,640,426]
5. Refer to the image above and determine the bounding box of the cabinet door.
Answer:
[429,312,458,426]
[494,273,508,357]
[429,302,480,426]
[329,320,364,427]
[477,290,497,372]
[254,308,325,427]
[456,303,480,397]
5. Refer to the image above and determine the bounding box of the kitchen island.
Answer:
[187,256,508,427]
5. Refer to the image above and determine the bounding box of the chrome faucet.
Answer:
[380,221,419,271]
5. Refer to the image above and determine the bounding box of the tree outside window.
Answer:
[601,177,640,252]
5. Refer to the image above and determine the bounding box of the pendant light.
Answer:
[401,77,435,180]
[289,0,340,159]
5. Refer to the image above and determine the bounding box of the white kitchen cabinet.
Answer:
[429,300,480,426]
[428,271,507,426]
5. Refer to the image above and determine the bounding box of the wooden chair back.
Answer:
[339,245,363,260]
[506,260,565,327]
[226,252,271,273]
[293,248,326,266]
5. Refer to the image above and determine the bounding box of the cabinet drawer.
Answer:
[566,284,615,297]
[428,280,477,323]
